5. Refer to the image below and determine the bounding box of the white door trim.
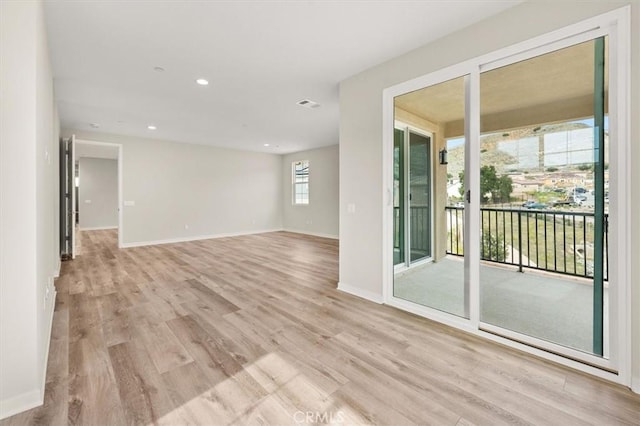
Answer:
[75,139,124,249]
[70,135,76,258]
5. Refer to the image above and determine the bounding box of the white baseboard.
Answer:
[0,291,57,420]
[283,229,338,239]
[337,282,384,304]
[78,226,118,231]
[120,228,284,248]
[632,374,640,394]
[54,258,61,278]
[40,290,56,401]
[0,388,42,421]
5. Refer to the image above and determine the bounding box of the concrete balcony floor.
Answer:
[394,256,609,355]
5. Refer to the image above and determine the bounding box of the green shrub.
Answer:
[481,231,507,262]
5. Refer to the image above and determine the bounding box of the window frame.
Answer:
[292,160,310,206]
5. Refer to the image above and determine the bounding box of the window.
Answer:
[292,160,309,205]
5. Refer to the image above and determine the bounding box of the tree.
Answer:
[458,166,513,204]
[458,170,465,198]
[496,174,513,203]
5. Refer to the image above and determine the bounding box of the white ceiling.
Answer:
[75,141,118,160]
[44,0,522,154]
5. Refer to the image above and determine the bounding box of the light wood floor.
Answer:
[3,230,640,425]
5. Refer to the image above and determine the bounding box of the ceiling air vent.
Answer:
[297,99,320,109]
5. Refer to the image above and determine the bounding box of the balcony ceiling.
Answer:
[395,39,609,131]
[44,1,523,154]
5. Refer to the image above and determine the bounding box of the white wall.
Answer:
[629,0,640,395]
[339,1,639,389]
[78,158,118,230]
[0,0,59,419]
[63,130,283,246]
[282,145,339,238]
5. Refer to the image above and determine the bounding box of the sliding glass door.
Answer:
[478,38,608,357]
[394,128,432,267]
[392,76,467,318]
[394,129,406,266]
[409,131,432,262]
[385,16,627,373]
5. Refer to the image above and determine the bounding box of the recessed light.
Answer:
[90,123,100,128]
[263,143,270,147]
[154,66,165,72]
[147,125,157,130]
[196,78,209,86]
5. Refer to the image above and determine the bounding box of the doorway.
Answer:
[60,137,123,259]
[382,9,631,383]
[392,76,467,318]
[394,127,433,269]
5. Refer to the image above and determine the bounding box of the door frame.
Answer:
[381,6,631,387]
[75,139,124,249]
[393,123,435,272]
[60,135,76,259]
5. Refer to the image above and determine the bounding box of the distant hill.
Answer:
[447,121,606,179]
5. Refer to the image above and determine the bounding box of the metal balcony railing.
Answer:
[395,206,608,281]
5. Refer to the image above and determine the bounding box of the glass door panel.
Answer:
[394,128,405,266]
[478,38,608,356]
[409,131,431,262]
[392,76,467,318]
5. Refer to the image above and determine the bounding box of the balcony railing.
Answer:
[395,206,608,281]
